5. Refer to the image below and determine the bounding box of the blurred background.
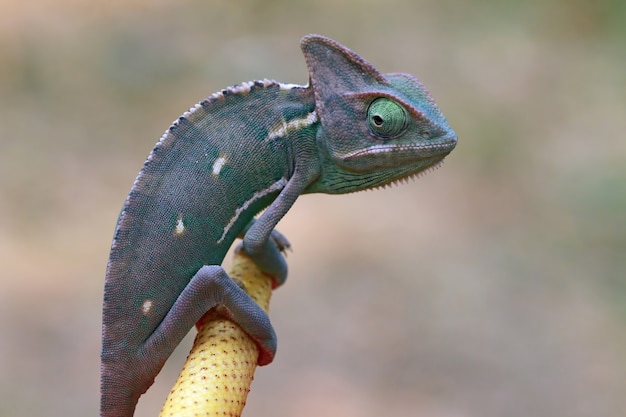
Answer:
[1,0,625,416]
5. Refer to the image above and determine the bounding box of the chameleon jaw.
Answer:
[343,140,455,159]
[338,140,456,173]
[372,159,446,191]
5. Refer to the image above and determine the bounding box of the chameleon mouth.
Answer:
[343,142,454,160]
[338,139,455,174]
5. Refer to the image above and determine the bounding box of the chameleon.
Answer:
[101,34,457,417]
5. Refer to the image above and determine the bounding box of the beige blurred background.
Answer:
[1,1,625,416]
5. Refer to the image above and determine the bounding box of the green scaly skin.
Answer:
[101,34,457,417]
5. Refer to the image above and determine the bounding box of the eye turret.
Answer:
[367,98,408,139]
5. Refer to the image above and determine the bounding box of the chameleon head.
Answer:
[301,35,457,194]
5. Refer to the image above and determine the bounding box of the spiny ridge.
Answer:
[372,160,446,191]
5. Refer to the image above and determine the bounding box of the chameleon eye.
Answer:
[367,98,408,138]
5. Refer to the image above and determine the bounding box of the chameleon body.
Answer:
[101,34,457,417]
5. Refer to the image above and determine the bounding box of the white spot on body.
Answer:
[212,156,227,176]
[142,299,154,315]
[174,214,186,236]
[217,177,288,244]
[267,111,318,140]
